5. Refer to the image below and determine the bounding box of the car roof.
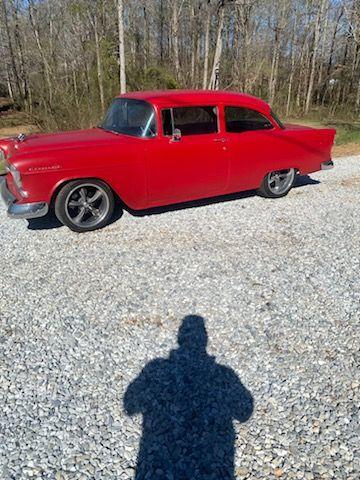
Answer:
[117,90,271,112]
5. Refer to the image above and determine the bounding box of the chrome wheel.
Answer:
[267,169,295,195]
[64,183,110,228]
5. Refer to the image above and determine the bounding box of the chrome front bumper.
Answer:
[0,177,49,219]
[321,160,334,170]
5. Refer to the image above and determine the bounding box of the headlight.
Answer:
[0,149,5,162]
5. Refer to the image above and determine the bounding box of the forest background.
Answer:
[0,0,359,161]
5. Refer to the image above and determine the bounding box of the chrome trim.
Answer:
[321,160,334,170]
[4,163,27,197]
[8,163,22,189]
[18,188,29,199]
[0,177,48,219]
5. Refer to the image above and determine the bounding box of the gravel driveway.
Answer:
[0,156,359,480]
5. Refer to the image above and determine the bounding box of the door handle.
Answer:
[213,138,226,143]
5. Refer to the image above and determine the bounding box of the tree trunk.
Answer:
[268,36,280,104]
[296,39,306,109]
[6,69,14,101]
[202,5,211,89]
[14,2,29,107]
[159,0,164,64]
[356,77,360,113]
[73,69,79,110]
[1,0,23,100]
[190,2,199,86]
[305,0,327,114]
[28,0,53,108]
[117,0,126,93]
[286,11,298,116]
[208,5,225,90]
[237,3,252,92]
[94,16,105,114]
[268,0,286,105]
[143,5,149,69]
[316,2,329,103]
[172,1,181,79]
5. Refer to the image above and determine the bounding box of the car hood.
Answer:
[5,128,131,158]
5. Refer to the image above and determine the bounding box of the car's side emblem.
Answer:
[28,165,61,172]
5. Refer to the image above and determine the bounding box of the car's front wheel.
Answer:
[257,168,296,198]
[54,179,115,232]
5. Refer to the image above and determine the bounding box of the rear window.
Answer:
[225,107,273,133]
[162,106,218,136]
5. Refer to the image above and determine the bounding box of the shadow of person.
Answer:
[124,315,254,479]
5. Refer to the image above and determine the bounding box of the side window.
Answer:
[162,106,218,136]
[225,107,273,133]
[162,109,173,136]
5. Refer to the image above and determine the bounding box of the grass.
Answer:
[285,115,360,146]
[331,122,360,145]
[0,111,31,129]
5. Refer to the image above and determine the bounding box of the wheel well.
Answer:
[50,178,123,208]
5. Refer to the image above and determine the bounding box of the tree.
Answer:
[0,0,358,130]
[305,0,327,114]
[208,1,225,89]
[117,0,126,93]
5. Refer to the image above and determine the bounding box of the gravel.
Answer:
[0,156,359,479]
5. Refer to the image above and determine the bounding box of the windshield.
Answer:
[100,98,157,138]
[270,109,285,129]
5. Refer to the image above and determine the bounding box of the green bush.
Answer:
[127,66,179,91]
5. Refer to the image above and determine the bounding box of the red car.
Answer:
[1,90,335,232]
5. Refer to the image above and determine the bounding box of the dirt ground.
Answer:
[0,125,39,138]
[332,143,360,157]
[0,125,359,158]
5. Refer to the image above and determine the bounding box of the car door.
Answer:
[222,106,277,192]
[145,105,229,206]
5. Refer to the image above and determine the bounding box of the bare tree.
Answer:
[305,0,327,114]
[202,1,211,89]
[268,0,287,105]
[90,9,105,114]
[208,2,225,89]
[117,0,126,93]
[0,0,358,129]
[1,0,23,101]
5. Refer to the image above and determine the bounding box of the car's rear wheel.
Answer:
[257,168,296,198]
[54,179,115,232]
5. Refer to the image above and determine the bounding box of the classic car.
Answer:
[0,90,335,232]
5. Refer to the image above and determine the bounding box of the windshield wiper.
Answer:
[96,125,119,134]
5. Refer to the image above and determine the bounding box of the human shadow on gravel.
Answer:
[124,315,253,480]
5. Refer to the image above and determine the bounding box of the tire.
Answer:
[257,168,296,198]
[54,179,115,232]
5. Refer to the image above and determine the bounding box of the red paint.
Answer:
[1,90,336,210]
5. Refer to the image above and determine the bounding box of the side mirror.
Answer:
[172,128,182,142]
